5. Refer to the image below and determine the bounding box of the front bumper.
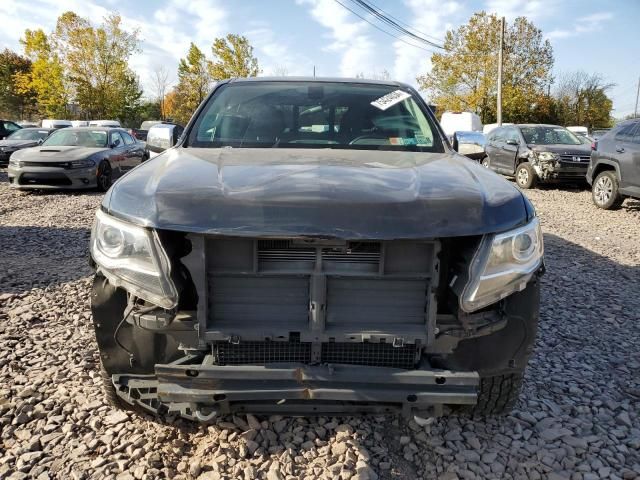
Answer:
[533,160,588,182]
[113,359,479,420]
[8,165,98,189]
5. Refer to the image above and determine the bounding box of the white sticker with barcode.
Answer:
[370,90,411,110]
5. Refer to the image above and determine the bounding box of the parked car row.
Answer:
[452,121,640,210]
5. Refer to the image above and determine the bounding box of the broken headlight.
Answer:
[90,209,178,309]
[533,151,558,162]
[460,217,543,312]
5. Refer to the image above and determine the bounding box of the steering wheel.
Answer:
[348,134,390,145]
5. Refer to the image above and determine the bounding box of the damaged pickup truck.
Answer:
[90,78,544,421]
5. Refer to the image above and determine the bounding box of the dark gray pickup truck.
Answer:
[90,78,544,421]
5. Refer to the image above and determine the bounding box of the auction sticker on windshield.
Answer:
[371,90,411,111]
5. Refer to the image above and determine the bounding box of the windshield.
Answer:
[8,129,50,141]
[42,129,108,148]
[520,126,582,145]
[189,81,444,153]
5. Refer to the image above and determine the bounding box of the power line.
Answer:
[347,0,445,49]
[333,0,443,54]
[364,0,445,44]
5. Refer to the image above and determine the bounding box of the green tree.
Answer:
[553,71,613,128]
[172,43,211,125]
[208,34,260,80]
[417,12,554,124]
[53,11,142,120]
[14,29,69,118]
[0,49,36,119]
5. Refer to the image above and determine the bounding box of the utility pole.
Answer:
[497,16,505,126]
[635,75,640,118]
[313,65,316,78]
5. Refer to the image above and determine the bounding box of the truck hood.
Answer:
[527,143,591,155]
[12,145,108,161]
[104,148,530,239]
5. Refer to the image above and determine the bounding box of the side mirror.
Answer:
[506,139,519,146]
[110,139,121,148]
[37,138,44,145]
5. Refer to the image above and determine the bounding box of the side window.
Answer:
[614,122,638,142]
[491,128,504,142]
[505,128,520,144]
[111,132,124,147]
[122,132,134,145]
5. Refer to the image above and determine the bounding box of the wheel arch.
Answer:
[592,161,620,181]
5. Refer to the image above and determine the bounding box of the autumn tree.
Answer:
[0,49,36,119]
[209,34,260,80]
[417,12,554,124]
[151,65,171,120]
[171,43,211,125]
[553,71,613,128]
[14,29,69,118]
[53,11,142,120]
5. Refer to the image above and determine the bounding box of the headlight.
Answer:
[90,209,178,309]
[70,159,96,169]
[534,151,558,162]
[460,218,543,312]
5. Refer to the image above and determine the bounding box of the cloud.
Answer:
[244,25,313,77]
[297,0,377,77]
[0,0,229,98]
[391,0,460,88]
[546,11,614,40]
[484,0,555,21]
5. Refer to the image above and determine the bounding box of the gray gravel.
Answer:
[0,172,639,480]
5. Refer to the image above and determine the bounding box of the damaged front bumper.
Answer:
[112,356,479,420]
[531,159,588,182]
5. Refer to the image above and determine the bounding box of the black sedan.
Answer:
[0,128,55,165]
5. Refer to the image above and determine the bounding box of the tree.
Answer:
[208,34,260,80]
[151,65,171,120]
[171,43,211,125]
[0,49,36,119]
[162,90,177,121]
[553,71,613,128]
[53,11,142,120]
[417,12,554,124]
[14,29,69,118]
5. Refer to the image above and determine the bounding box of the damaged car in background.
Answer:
[484,124,591,189]
[90,78,544,421]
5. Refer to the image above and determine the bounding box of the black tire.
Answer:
[96,161,112,192]
[481,156,490,168]
[592,170,624,210]
[99,363,129,410]
[470,372,524,416]
[515,162,537,189]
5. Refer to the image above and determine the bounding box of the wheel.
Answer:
[515,163,537,189]
[592,171,624,210]
[481,156,490,168]
[470,373,523,416]
[99,363,129,410]
[96,161,112,192]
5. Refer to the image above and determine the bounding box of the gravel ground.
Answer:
[0,171,639,480]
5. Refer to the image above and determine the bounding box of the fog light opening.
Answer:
[186,369,199,377]
[435,376,446,385]
[213,394,226,401]
[406,394,417,403]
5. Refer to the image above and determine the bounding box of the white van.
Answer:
[439,112,482,138]
[71,120,89,127]
[41,119,72,129]
[567,126,589,137]
[89,120,121,127]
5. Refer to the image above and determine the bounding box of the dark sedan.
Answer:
[484,124,591,188]
[0,128,55,165]
[8,127,145,191]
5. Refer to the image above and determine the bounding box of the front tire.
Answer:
[592,171,624,210]
[99,363,129,410]
[515,162,537,189]
[471,373,523,416]
[97,161,112,192]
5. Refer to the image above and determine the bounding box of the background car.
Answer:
[440,111,482,140]
[587,118,640,209]
[41,119,72,129]
[0,128,55,165]
[0,120,22,140]
[8,127,145,191]
[89,120,121,127]
[484,124,591,188]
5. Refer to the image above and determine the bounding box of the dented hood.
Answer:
[103,148,529,239]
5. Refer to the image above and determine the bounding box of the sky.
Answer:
[1,0,639,118]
